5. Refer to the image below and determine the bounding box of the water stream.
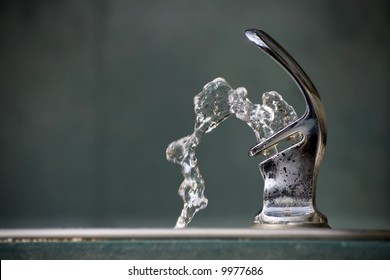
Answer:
[166,77,298,228]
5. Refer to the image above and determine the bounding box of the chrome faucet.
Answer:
[245,29,329,228]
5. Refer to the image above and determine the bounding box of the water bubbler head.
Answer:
[245,29,329,228]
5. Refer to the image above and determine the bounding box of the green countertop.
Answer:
[1,228,389,260]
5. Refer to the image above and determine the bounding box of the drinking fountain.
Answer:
[166,29,328,229]
[246,29,328,228]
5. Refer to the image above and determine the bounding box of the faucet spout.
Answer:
[245,29,329,228]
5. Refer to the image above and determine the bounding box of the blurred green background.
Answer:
[0,0,389,229]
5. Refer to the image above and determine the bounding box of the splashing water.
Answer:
[166,77,298,228]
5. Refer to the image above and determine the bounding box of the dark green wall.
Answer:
[0,0,389,229]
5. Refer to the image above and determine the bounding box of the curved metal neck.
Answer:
[245,29,326,156]
[245,29,319,117]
